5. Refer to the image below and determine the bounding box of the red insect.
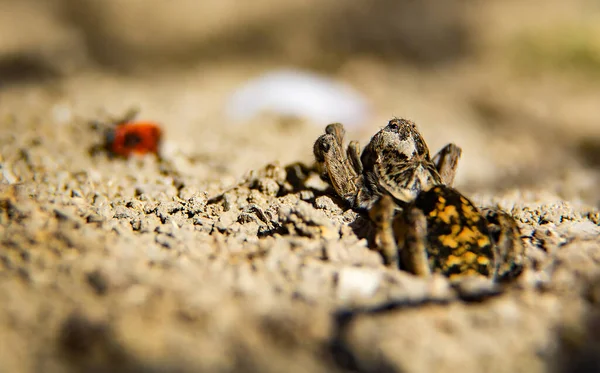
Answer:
[106,121,162,158]
[91,108,163,158]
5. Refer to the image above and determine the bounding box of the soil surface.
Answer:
[1,1,600,373]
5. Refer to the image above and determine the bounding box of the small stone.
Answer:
[86,214,104,224]
[299,190,315,201]
[86,270,109,296]
[315,195,343,214]
[248,189,267,205]
[113,206,135,220]
[155,234,175,249]
[70,189,83,198]
[215,211,238,232]
[257,178,280,197]
[186,193,208,215]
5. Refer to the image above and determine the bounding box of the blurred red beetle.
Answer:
[91,108,163,158]
[106,120,162,157]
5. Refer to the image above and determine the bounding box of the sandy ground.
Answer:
[1,1,600,372]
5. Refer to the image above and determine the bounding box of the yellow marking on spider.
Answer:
[438,224,462,249]
[456,226,480,244]
[462,251,478,264]
[446,254,462,267]
[436,205,458,224]
[460,199,481,223]
[477,256,491,266]
[477,235,491,247]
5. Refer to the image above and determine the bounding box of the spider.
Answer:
[313,118,524,282]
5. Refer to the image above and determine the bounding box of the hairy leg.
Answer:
[347,140,363,175]
[369,195,399,268]
[432,143,462,186]
[398,207,432,276]
[481,207,525,282]
[313,123,359,206]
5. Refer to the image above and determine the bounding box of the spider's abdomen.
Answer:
[411,185,496,279]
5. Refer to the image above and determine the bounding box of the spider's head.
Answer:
[358,118,441,205]
[367,118,431,163]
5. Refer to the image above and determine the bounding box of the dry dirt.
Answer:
[1,1,600,373]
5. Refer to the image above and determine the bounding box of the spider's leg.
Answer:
[112,106,140,126]
[481,207,525,282]
[347,140,363,175]
[313,123,359,206]
[432,143,462,186]
[348,139,374,211]
[397,205,432,276]
[326,122,346,144]
[369,195,399,268]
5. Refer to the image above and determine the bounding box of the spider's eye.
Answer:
[387,119,399,131]
[319,138,331,153]
[314,136,332,157]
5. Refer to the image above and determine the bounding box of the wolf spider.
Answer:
[314,119,524,282]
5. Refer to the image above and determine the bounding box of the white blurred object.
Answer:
[337,267,381,301]
[52,103,73,125]
[225,69,370,128]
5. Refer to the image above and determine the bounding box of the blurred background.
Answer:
[0,0,599,204]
